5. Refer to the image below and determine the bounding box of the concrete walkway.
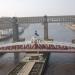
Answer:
[17,61,35,75]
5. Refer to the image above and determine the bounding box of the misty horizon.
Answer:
[0,0,75,17]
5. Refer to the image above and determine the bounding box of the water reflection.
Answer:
[49,53,75,64]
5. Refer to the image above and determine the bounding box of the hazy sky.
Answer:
[0,0,75,17]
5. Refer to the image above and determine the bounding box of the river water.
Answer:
[0,22,75,75]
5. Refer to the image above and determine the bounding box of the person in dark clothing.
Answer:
[35,30,39,36]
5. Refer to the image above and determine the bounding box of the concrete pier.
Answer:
[43,15,48,40]
[12,17,20,63]
[12,17,19,42]
[14,53,19,63]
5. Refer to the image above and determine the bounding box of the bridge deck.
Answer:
[0,41,75,53]
[0,49,75,53]
[0,15,75,29]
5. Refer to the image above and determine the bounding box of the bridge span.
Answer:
[0,15,75,29]
[0,41,75,53]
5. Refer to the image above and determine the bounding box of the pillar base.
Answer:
[14,53,19,64]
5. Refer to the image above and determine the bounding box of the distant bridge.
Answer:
[0,41,75,53]
[0,15,75,29]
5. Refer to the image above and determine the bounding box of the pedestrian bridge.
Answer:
[0,40,75,53]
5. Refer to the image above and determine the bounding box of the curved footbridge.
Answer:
[0,40,75,53]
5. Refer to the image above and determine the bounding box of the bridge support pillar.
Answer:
[14,53,19,63]
[12,17,19,42]
[12,17,20,63]
[44,53,50,64]
[43,15,48,40]
[42,52,50,74]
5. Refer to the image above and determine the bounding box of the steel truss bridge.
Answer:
[0,41,75,53]
[0,15,75,29]
[0,15,75,53]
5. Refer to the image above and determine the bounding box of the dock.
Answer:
[8,53,50,75]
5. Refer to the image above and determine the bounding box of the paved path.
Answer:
[17,61,35,75]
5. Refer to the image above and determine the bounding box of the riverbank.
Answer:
[0,53,26,75]
[66,24,75,30]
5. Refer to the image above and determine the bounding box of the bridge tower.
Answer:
[43,15,48,40]
[12,17,19,63]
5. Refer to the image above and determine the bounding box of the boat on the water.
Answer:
[0,27,24,41]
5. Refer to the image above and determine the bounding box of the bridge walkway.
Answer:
[0,41,75,53]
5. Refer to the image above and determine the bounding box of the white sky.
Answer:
[0,0,75,17]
